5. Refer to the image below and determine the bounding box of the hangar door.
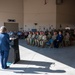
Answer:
[4,23,19,32]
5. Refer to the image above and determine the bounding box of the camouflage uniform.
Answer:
[46,31,57,47]
[30,33,36,45]
[35,33,39,46]
[37,33,43,46]
[47,32,52,40]
[40,34,47,47]
[26,32,32,44]
[64,32,70,46]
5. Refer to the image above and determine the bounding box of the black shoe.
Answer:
[6,66,9,69]
[3,66,9,69]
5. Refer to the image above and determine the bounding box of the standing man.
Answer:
[0,26,10,69]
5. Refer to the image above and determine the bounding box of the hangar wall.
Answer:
[0,0,24,31]
[23,0,56,31]
[0,0,75,31]
[56,0,75,29]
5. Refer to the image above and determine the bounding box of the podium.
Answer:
[8,38,20,64]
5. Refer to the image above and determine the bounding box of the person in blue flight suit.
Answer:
[0,26,10,69]
[53,31,63,48]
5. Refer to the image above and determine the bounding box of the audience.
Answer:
[6,29,75,48]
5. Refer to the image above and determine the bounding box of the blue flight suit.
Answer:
[54,34,63,48]
[0,33,10,69]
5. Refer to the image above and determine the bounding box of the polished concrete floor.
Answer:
[0,39,75,75]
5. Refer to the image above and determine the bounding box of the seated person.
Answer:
[17,31,22,39]
[64,32,70,46]
[47,32,52,40]
[30,32,36,45]
[53,31,63,48]
[40,32,47,47]
[70,30,75,45]
[72,30,75,39]
[26,31,32,44]
[35,32,39,46]
[46,31,57,47]
[37,32,43,47]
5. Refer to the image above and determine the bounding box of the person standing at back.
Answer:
[0,26,10,69]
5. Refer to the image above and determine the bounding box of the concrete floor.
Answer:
[0,39,75,75]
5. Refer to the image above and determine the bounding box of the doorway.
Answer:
[4,23,19,32]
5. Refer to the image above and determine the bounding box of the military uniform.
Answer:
[26,33,32,44]
[30,33,36,45]
[37,34,43,46]
[64,33,70,46]
[46,31,57,47]
[54,33,63,48]
[47,33,52,40]
[40,34,47,47]
[35,34,39,46]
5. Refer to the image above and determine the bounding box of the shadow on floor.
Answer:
[9,60,66,74]
[19,40,75,68]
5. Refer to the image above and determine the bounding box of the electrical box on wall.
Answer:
[34,23,38,26]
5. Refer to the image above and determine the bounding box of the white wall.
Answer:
[0,0,75,31]
[24,0,56,31]
[0,0,23,31]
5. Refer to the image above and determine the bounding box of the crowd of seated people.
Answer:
[7,31,29,39]
[7,29,75,48]
[26,29,75,48]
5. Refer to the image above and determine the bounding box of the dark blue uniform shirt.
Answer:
[0,33,10,51]
[56,34,63,42]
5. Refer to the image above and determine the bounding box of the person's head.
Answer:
[53,31,57,35]
[36,32,39,35]
[29,31,31,34]
[0,26,7,33]
[40,32,42,35]
[59,31,62,35]
[33,32,35,34]
[48,32,51,35]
